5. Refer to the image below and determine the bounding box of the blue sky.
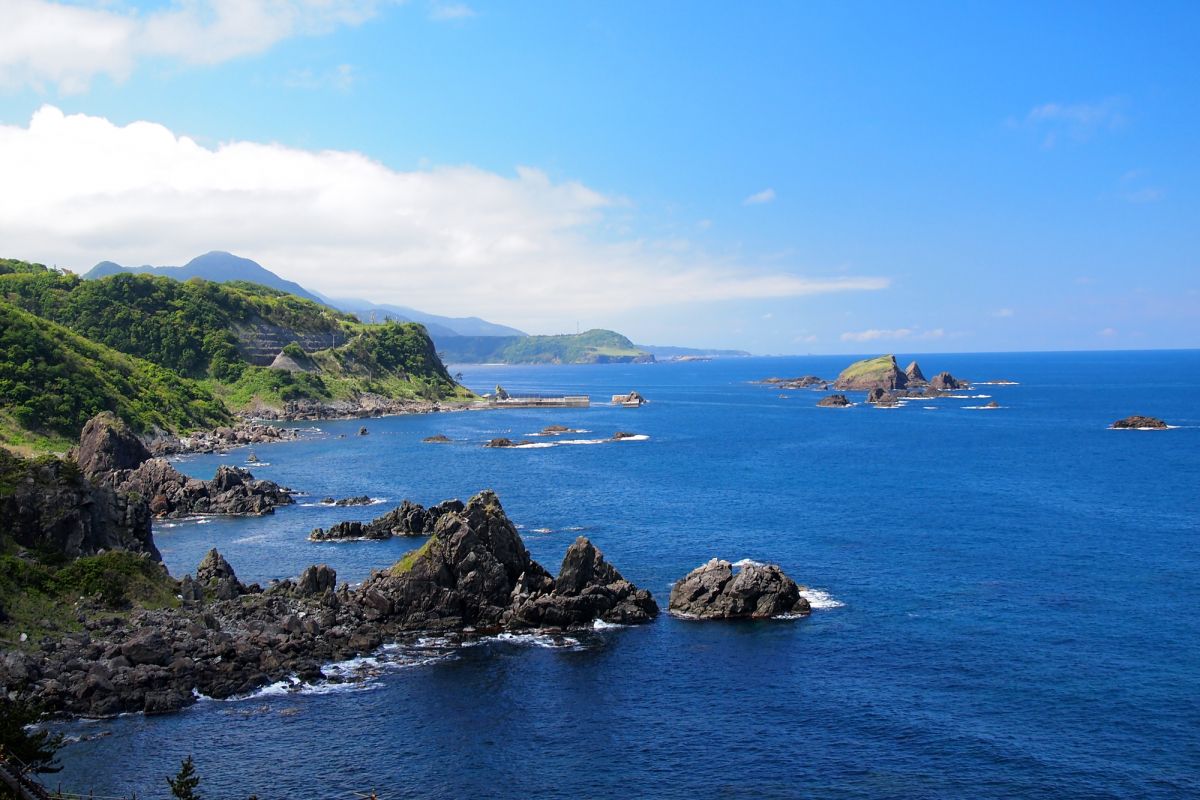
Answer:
[0,1,1196,353]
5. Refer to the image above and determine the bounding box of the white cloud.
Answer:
[839,327,944,343]
[0,107,890,331]
[1098,327,1118,337]
[0,0,387,93]
[429,2,475,20]
[743,188,775,206]
[992,308,1014,318]
[1020,99,1124,147]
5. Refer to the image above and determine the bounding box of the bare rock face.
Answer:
[668,559,811,620]
[196,548,244,599]
[0,443,157,561]
[866,388,897,406]
[75,412,152,479]
[296,564,337,597]
[309,499,464,542]
[357,491,658,630]
[817,394,850,407]
[905,360,927,384]
[929,371,965,391]
[833,355,909,391]
[1112,415,1169,429]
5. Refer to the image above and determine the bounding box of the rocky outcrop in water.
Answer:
[904,360,927,384]
[817,394,850,407]
[359,491,657,630]
[1,491,657,718]
[833,355,909,391]
[929,371,965,391]
[759,375,828,389]
[668,559,810,620]
[1111,415,1169,429]
[310,499,465,542]
[866,388,898,406]
[423,434,452,443]
[484,438,531,448]
[78,413,294,518]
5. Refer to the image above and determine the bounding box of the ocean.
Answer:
[49,351,1200,799]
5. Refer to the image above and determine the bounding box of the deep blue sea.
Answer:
[49,352,1200,799]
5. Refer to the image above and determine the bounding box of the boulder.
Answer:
[668,559,811,619]
[1112,415,1169,429]
[817,394,850,407]
[196,549,244,598]
[358,426,369,436]
[296,565,337,597]
[75,412,151,479]
[929,371,964,391]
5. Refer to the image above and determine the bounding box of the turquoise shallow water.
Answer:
[49,351,1200,799]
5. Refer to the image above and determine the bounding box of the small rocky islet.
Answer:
[669,559,811,619]
[761,354,983,408]
[1111,415,1170,429]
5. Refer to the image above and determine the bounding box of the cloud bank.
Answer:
[0,0,386,93]
[0,107,888,330]
[840,327,943,343]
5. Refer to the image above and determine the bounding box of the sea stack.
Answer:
[905,360,927,384]
[1111,415,1169,429]
[833,355,908,391]
[668,559,811,619]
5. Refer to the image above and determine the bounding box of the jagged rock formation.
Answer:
[817,394,850,407]
[78,413,293,518]
[0,447,157,561]
[668,559,811,619]
[929,371,965,391]
[866,388,898,406]
[484,438,531,448]
[358,491,657,630]
[1,491,657,717]
[149,423,302,456]
[905,360,926,384]
[833,355,909,391]
[1112,415,1169,429]
[310,499,465,542]
[759,375,828,389]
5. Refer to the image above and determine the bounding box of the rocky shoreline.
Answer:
[0,490,657,718]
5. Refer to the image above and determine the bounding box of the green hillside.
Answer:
[0,299,232,451]
[0,258,471,449]
[437,329,653,364]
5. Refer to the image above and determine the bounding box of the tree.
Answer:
[167,756,202,800]
[0,698,62,774]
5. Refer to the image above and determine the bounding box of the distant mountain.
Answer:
[83,251,525,340]
[84,251,329,307]
[636,344,752,358]
[327,297,527,339]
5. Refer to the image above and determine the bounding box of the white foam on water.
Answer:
[231,534,270,544]
[195,519,211,525]
[565,526,586,532]
[732,558,765,569]
[944,394,971,399]
[593,618,626,630]
[963,405,1002,410]
[512,442,557,449]
[531,527,553,534]
[923,406,938,410]
[557,438,610,445]
[800,588,845,609]
[246,461,271,467]
[970,394,992,399]
[613,434,650,441]
[487,631,583,650]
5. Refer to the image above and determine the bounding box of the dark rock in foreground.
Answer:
[668,559,810,620]
[1111,415,1169,429]
[929,371,965,391]
[817,394,850,407]
[1,491,657,717]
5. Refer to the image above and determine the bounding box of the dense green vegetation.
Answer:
[0,300,232,447]
[835,354,901,382]
[436,328,652,364]
[0,258,472,448]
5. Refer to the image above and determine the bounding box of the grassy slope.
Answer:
[0,259,473,443]
[836,354,900,382]
[0,299,232,451]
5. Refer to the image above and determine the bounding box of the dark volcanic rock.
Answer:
[358,426,369,436]
[1112,415,1169,429]
[358,491,658,631]
[484,438,531,448]
[929,371,965,391]
[75,412,152,478]
[423,434,452,443]
[817,394,850,407]
[668,559,811,620]
[333,495,373,507]
[866,388,897,406]
[0,444,157,561]
[612,431,641,440]
[309,499,465,542]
